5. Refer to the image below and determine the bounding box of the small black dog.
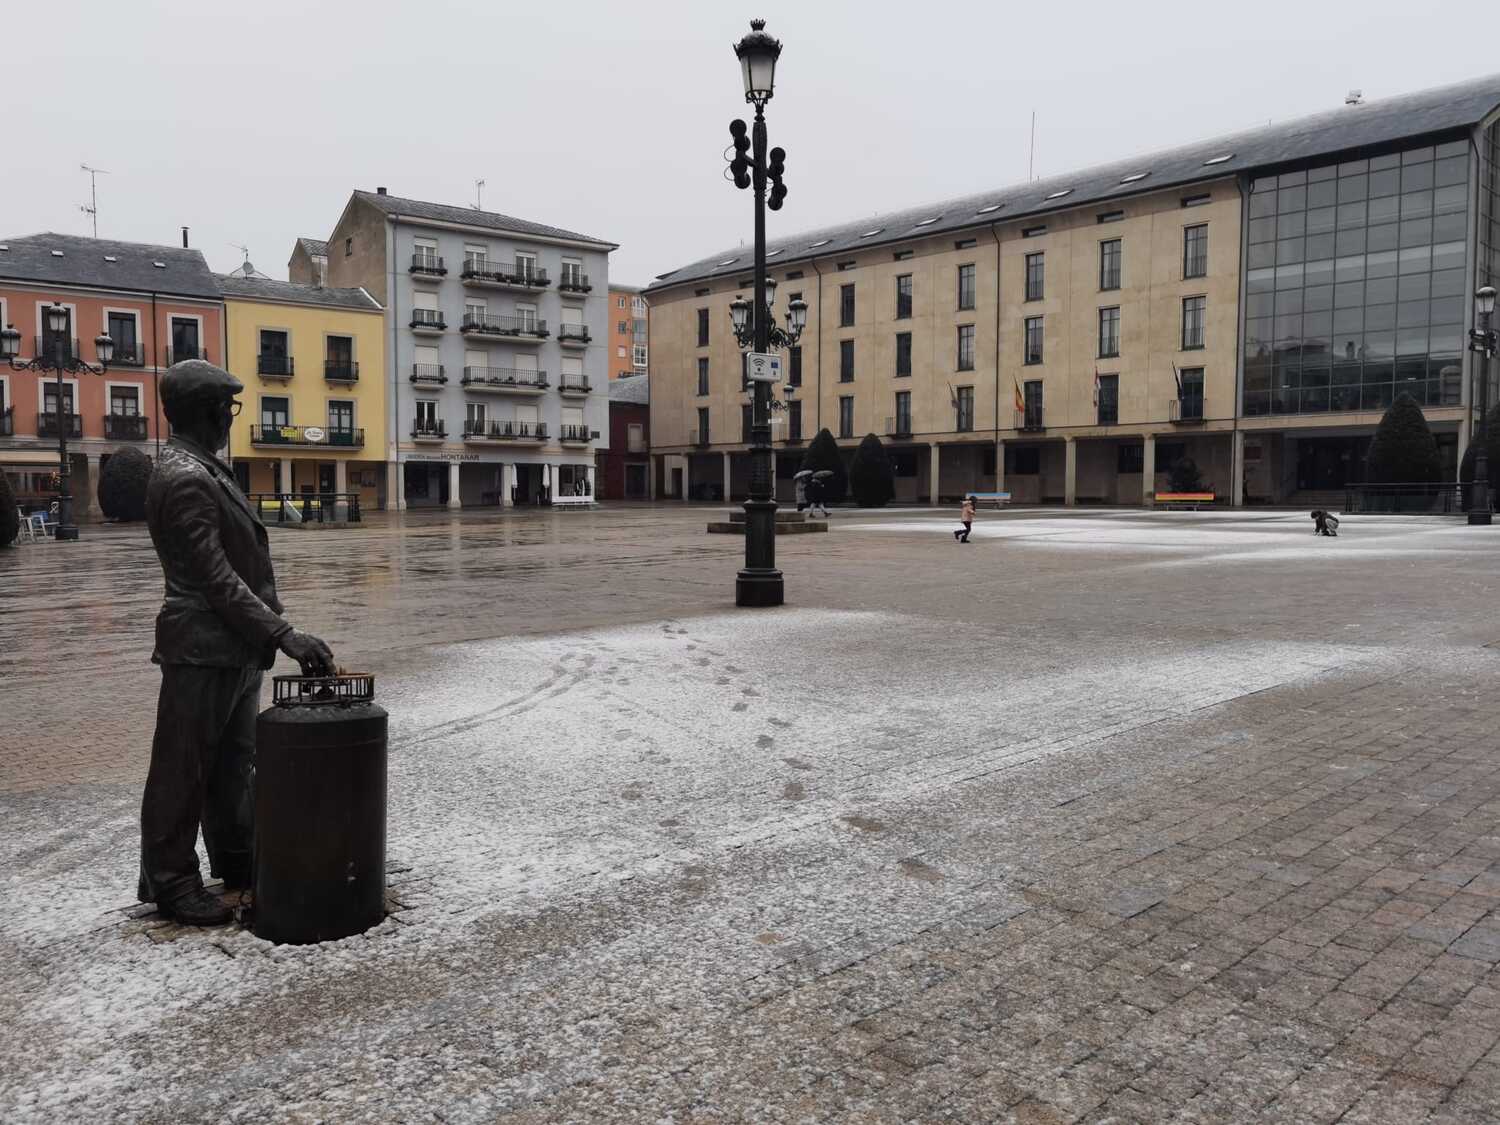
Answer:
[1311,509,1339,537]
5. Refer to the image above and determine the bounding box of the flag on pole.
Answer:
[1093,367,1100,406]
[1171,361,1183,398]
[1013,377,1025,414]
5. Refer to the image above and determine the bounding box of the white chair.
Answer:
[16,508,35,542]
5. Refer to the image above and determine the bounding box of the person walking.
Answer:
[954,495,976,543]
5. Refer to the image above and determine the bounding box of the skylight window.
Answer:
[860,227,884,238]
[1119,172,1150,184]
[153,261,166,268]
[103,255,117,262]
[1202,153,1234,165]
[809,238,832,248]
[766,248,783,257]
[716,257,738,266]
[1043,189,1073,201]
[915,215,942,227]
[976,203,1003,215]
[50,250,64,257]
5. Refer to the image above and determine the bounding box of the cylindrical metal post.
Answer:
[1472,312,1492,526]
[53,338,78,540]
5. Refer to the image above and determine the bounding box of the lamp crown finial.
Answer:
[750,18,765,30]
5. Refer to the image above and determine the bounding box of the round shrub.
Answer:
[1366,392,1440,483]
[848,433,895,508]
[98,447,153,522]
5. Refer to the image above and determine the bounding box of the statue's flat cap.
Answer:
[161,360,243,406]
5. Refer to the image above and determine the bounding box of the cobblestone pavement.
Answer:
[4,506,1500,1123]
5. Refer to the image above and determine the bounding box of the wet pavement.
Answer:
[4,505,1500,1122]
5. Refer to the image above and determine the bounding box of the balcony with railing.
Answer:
[462,420,548,443]
[0,407,12,436]
[38,413,83,439]
[33,336,79,362]
[257,354,294,378]
[411,420,447,441]
[166,346,207,364]
[410,253,447,278]
[409,309,447,334]
[558,375,591,398]
[460,258,550,291]
[104,414,148,441]
[558,424,591,444]
[460,313,548,340]
[461,367,548,394]
[1014,406,1045,432]
[885,415,912,439]
[410,363,447,385]
[557,323,591,347]
[1170,394,1205,424]
[109,340,146,366]
[325,360,360,383]
[251,424,364,448]
[557,271,591,294]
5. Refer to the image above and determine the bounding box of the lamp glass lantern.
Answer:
[0,324,19,360]
[46,303,68,334]
[787,297,808,336]
[729,296,750,336]
[1478,285,1497,319]
[762,275,777,310]
[734,21,781,106]
[94,332,115,364]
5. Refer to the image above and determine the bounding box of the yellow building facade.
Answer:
[220,276,387,510]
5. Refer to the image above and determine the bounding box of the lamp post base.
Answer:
[1468,511,1492,526]
[54,524,80,541]
[736,568,784,607]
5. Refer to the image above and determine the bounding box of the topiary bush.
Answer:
[1459,404,1500,485]
[98,447,153,522]
[0,471,18,547]
[1167,456,1204,493]
[848,433,895,508]
[799,427,848,505]
[1367,392,1441,483]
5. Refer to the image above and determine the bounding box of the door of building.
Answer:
[318,464,336,494]
[626,463,647,498]
[672,466,683,498]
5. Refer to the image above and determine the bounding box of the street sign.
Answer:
[745,352,782,383]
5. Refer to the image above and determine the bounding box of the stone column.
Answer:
[648,456,658,500]
[929,443,941,505]
[544,463,553,503]
[386,460,403,511]
[994,439,1006,494]
[1230,429,1245,508]
[723,453,732,503]
[502,462,516,508]
[84,455,102,519]
[280,457,293,496]
[334,459,349,520]
[682,456,691,501]
[1064,437,1077,507]
[1142,434,1156,507]
[447,461,462,510]
[584,462,596,501]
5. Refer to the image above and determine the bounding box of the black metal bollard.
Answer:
[253,674,387,945]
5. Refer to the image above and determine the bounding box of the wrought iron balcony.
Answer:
[411,420,447,441]
[559,424,591,443]
[0,406,12,436]
[33,336,79,362]
[1015,407,1045,432]
[460,258,551,290]
[104,414,148,441]
[558,324,592,346]
[463,420,548,441]
[1170,395,1205,423]
[109,340,145,366]
[325,360,359,383]
[251,424,364,447]
[257,354,294,377]
[461,367,548,392]
[557,272,591,293]
[885,416,912,439]
[410,363,447,384]
[558,375,591,397]
[409,310,447,333]
[38,413,82,438]
[410,253,446,277]
[460,313,549,338]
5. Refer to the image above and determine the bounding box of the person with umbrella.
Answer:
[793,468,811,513]
[808,470,833,518]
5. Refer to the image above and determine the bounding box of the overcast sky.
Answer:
[5,0,1494,287]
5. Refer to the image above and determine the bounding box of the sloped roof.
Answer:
[352,190,616,249]
[0,233,221,300]
[648,72,1500,293]
[608,374,649,405]
[296,237,329,259]
[217,274,381,311]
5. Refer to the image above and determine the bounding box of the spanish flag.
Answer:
[1013,377,1025,414]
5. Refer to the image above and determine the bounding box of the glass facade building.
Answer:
[1243,139,1470,416]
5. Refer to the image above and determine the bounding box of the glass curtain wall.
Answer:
[1243,139,1470,416]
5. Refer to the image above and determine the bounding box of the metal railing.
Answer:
[460,258,550,286]
[886,416,912,438]
[410,363,447,384]
[410,253,446,275]
[460,313,548,337]
[166,346,207,364]
[1014,407,1045,431]
[409,310,447,330]
[558,324,591,342]
[250,424,364,447]
[325,360,359,382]
[257,354,294,377]
[1170,395,1205,423]
[33,336,79,361]
[461,367,548,389]
[463,420,547,440]
[557,272,591,292]
[559,424,591,442]
[38,412,82,438]
[558,375,591,394]
[104,414,148,440]
[109,340,145,366]
[1344,483,1466,514]
[411,420,447,439]
[247,491,362,525]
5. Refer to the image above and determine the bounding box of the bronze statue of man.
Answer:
[139,360,334,926]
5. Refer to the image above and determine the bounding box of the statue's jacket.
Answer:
[146,436,290,669]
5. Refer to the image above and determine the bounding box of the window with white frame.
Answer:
[516,250,537,279]
[415,400,437,428]
[561,257,584,287]
[627,423,645,452]
[464,243,488,271]
[465,298,486,327]
[561,356,584,385]
[513,352,538,375]
[633,344,647,367]
[110,385,141,416]
[465,348,488,376]
[516,302,537,331]
[413,236,439,269]
[632,296,646,316]
[561,305,583,327]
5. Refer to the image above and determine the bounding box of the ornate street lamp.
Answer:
[1,302,114,540]
[734,18,781,108]
[1468,285,1497,525]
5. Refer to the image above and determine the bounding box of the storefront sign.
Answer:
[302,426,327,443]
[404,452,482,463]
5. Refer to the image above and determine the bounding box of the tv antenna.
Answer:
[79,163,108,238]
[229,241,251,264]
[1028,112,1036,181]
[472,178,486,210]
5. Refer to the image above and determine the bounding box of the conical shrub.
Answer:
[799,428,848,504]
[848,433,895,508]
[1366,392,1440,483]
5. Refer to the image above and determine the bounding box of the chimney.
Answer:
[181,226,189,247]
[1345,90,1363,106]
[376,186,387,196]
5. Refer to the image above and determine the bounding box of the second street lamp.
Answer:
[1469,284,1496,526]
[1,303,114,540]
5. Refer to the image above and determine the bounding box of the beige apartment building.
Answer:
[647,74,1500,506]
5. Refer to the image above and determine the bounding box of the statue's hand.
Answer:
[280,630,335,676]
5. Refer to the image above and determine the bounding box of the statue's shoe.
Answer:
[160,887,233,926]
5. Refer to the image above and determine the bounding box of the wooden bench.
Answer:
[1154,491,1216,511]
[967,491,1011,510]
[551,494,594,509]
